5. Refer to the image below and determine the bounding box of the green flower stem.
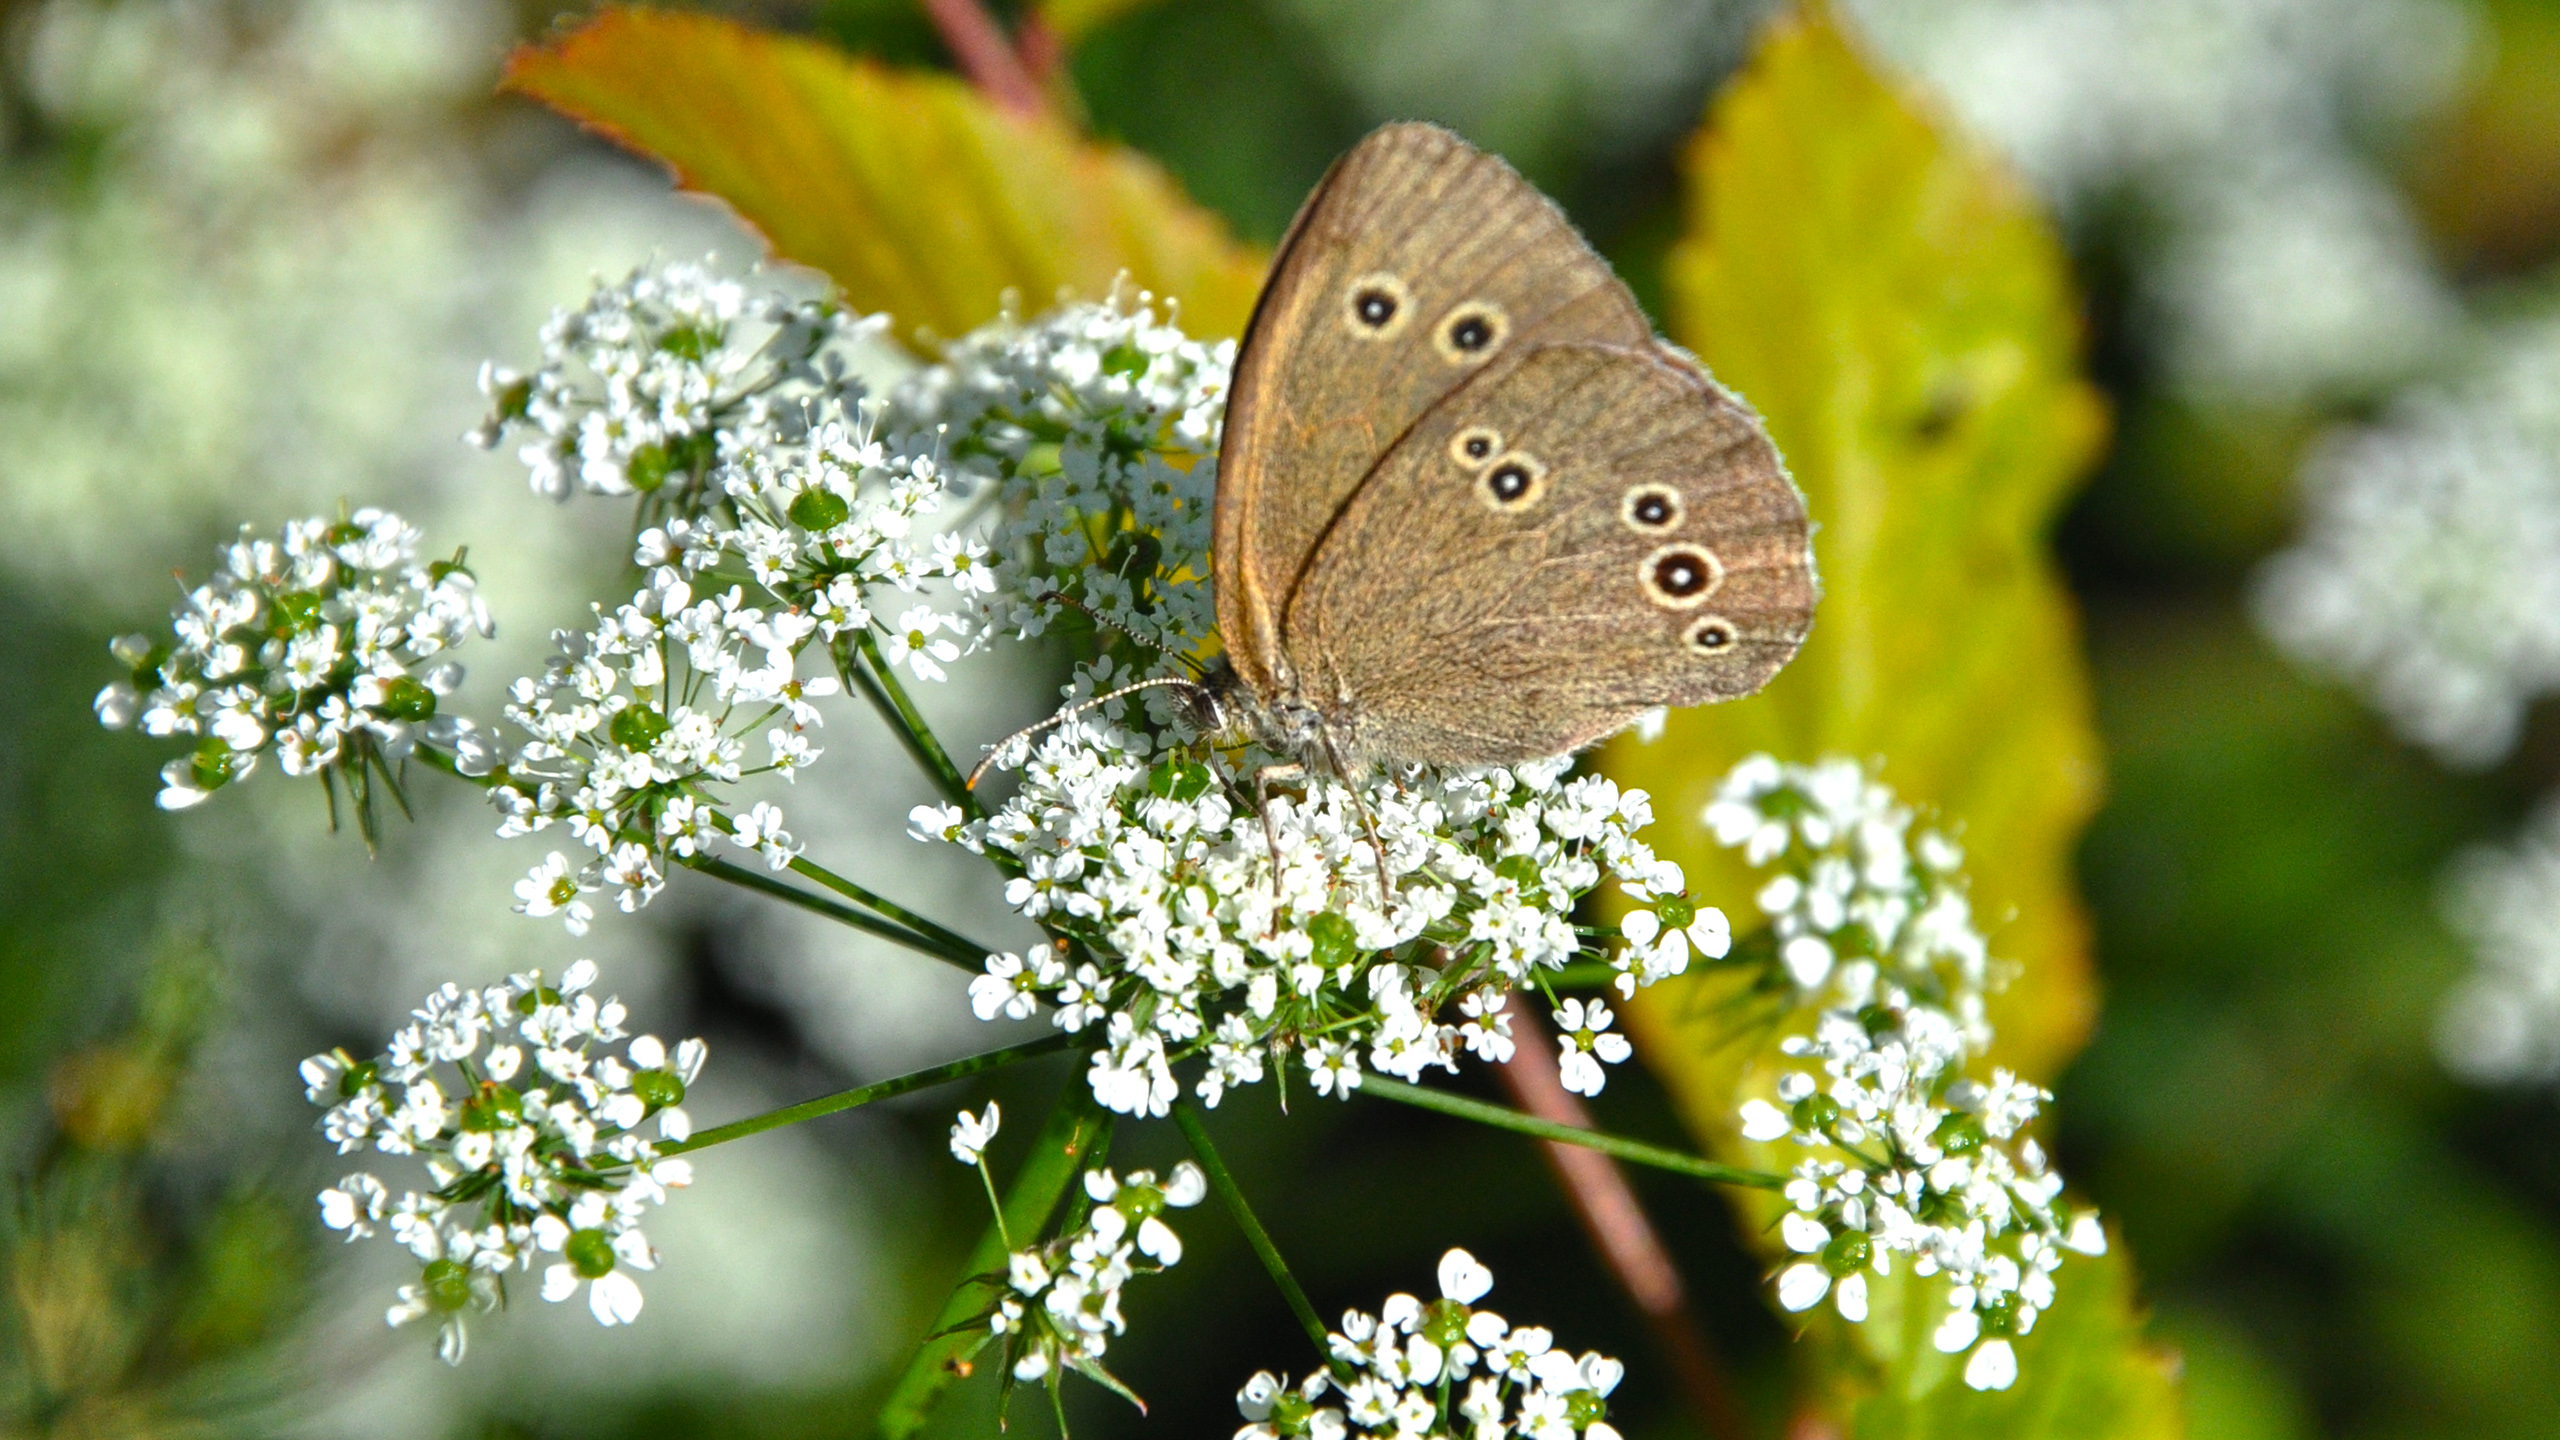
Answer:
[1544,961,1621,989]
[1357,1077,1785,1191]
[685,856,980,973]
[846,630,976,813]
[663,1034,1071,1155]
[1170,1101,1354,1384]
[879,1086,1113,1440]
[784,854,993,964]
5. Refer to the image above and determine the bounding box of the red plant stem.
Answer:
[1499,995,1748,1440]
[1015,12,1064,90]
[919,0,1048,119]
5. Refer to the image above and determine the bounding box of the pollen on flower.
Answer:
[302,961,703,1364]
[1234,1248,1626,1440]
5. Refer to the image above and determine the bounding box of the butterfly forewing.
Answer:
[1281,342,1814,766]
[1213,122,1652,696]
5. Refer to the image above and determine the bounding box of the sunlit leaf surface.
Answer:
[506,7,1265,349]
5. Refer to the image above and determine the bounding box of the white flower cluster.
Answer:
[302,961,702,1365]
[947,1103,1203,1398]
[2437,794,2560,1086]
[1715,756,2103,1391]
[927,734,1713,1116]
[1234,1249,1625,1440]
[93,510,492,818]
[2253,315,2560,769]
[489,562,831,933]
[472,267,1255,932]
[1704,754,1996,1041]
[894,289,1234,656]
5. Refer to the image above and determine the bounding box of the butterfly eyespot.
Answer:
[1343,273,1412,339]
[1621,486,1683,533]
[1477,451,1548,512]
[1433,301,1509,364]
[1640,544,1724,608]
[1449,426,1503,468]
[1685,615,1739,654]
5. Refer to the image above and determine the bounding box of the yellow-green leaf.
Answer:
[1609,9,2106,1100]
[505,8,1265,349]
[1839,1243,2184,1440]
[1600,14,2164,1436]
[1038,0,1172,46]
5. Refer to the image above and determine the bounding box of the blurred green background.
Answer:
[3,1,2558,1438]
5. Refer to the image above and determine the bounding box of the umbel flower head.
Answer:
[93,508,491,839]
[1235,1248,1625,1440]
[1712,755,2106,1390]
[944,1101,1206,1408]
[303,960,701,1364]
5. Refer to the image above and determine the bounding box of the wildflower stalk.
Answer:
[843,631,976,813]
[662,1034,1075,1155]
[879,1087,1113,1440]
[1357,1078,1784,1191]
[682,856,985,972]
[1169,1101,1354,1385]
[782,853,991,961]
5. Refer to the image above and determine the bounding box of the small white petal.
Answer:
[1776,1262,1830,1312]
[1964,1338,2018,1391]
[1834,1273,1869,1323]
[1739,1099,1791,1142]
[1438,1247,1496,1304]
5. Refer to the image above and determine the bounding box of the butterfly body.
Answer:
[1197,122,1816,777]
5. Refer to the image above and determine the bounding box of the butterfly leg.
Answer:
[1252,762,1309,906]
[1318,733,1394,910]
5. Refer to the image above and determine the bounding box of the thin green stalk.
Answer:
[786,854,993,964]
[879,1086,1112,1440]
[845,631,975,811]
[1170,1101,1352,1383]
[1358,1077,1784,1191]
[686,856,979,973]
[662,1034,1073,1155]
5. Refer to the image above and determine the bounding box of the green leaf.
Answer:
[505,8,1265,350]
[875,1087,1111,1440]
[1037,0,1173,46]
[1837,1243,2182,1440]
[1607,8,2107,1098]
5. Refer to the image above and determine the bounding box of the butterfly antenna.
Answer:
[1035,588,1207,680]
[965,676,1202,790]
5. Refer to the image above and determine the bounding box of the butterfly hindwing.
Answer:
[1281,342,1815,766]
[1213,122,1652,698]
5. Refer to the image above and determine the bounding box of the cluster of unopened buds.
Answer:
[303,961,701,1364]
[947,1104,1204,1396]
[1234,1249,1624,1440]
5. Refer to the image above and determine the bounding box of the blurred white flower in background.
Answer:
[2438,795,2560,1086]
[1848,0,2470,405]
[2252,315,2560,769]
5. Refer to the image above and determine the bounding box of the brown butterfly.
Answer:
[973,123,1815,838]
[1186,121,1815,779]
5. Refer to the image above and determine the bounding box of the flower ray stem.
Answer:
[840,633,978,814]
[879,1086,1113,1440]
[1355,1077,1783,1191]
[664,1034,1072,1154]
[785,854,992,962]
[1496,998,1745,1440]
[1169,1101,1354,1385]
[685,856,981,973]
[919,0,1047,118]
